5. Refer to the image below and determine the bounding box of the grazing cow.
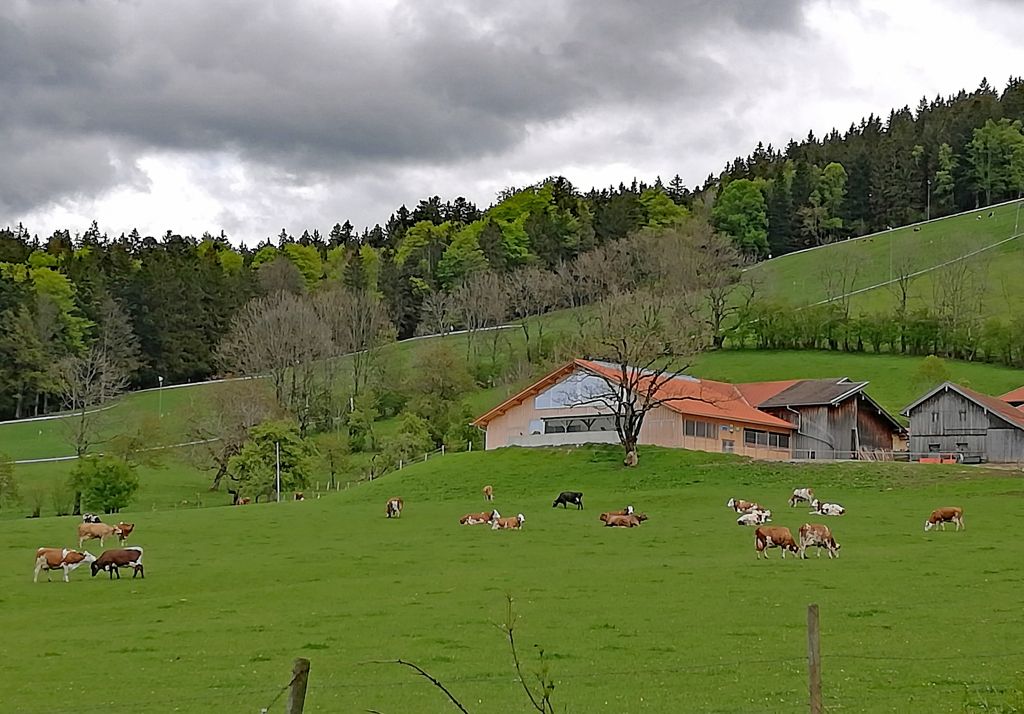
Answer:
[294,492,305,501]
[91,547,145,579]
[810,499,845,516]
[788,488,815,507]
[737,509,772,526]
[82,513,102,524]
[78,522,119,548]
[925,506,965,532]
[114,522,135,544]
[492,513,525,530]
[726,498,763,513]
[483,485,494,501]
[799,523,841,559]
[460,509,499,525]
[386,497,404,519]
[33,548,96,583]
[552,491,584,509]
[755,526,799,559]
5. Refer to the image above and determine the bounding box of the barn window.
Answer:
[928,443,941,453]
[931,411,939,423]
[955,442,968,452]
[958,409,967,421]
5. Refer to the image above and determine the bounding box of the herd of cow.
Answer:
[32,514,144,583]
[727,487,965,560]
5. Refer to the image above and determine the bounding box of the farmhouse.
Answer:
[736,378,906,459]
[902,382,1024,463]
[1001,386,1024,409]
[473,359,797,460]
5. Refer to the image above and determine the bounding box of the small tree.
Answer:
[73,456,139,514]
[227,420,317,502]
[915,355,951,391]
[385,412,435,466]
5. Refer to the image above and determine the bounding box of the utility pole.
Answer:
[276,441,281,503]
[926,178,931,221]
[158,375,164,418]
[808,604,822,714]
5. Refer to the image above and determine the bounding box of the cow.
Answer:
[483,485,494,502]
[78,522,119,548]
[788,488,815,507]
[726,498,763,513]
[33,548,96,583]
[799,523,841,559]
[603,514,646,527]
[755,526,799,559]
[91,547,145,579]
[82,513,102,524]
[600,511,648,525]
[925,506,965,532]
[810,499,845,516]
[460,509,499,526]
[492,513,525,530]
[236,497,252,506]
[114,522,135,544]
[386,497,404,519]
[600,506,635,520]
[552,491,584,509]
[737,509,772,526]
[294,492,305,501]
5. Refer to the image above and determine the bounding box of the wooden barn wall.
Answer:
[855,396,898,450]
[907,389,1024,462]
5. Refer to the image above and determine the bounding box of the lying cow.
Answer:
[810,499,845,516]
[460,509,499,525]
[115,522,135,544]
[925,506,964,532]
[600,511,648,525]
[34,548,96,583]
[600,506,635,520]
[492,513,525,530]
[603,514,646,528]
[91,547,145,579]
[483,485,494,501]
[294,492,305,501]
[799,523,841,559]
[82,513,102,524]
[78,522,120,548]
[386,497,404,519]
[737,509,772,526]
[755,526,799,559]
[726,498,763,513]
[788,487,815,507]
[236,497,252,505]
[552,491,584,509]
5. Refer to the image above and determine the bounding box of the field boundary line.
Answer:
[9,437,221,465]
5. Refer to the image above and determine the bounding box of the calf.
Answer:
[386,497,404,519]
[755,526,799,559]
[798,523,841,559]
[33,548,96,583]
[925,506,964,532]
[726,498,763,513]
[460,509,499,526]
[492,513,525,530]
[810,499,845,516]
[91,547,145,579]
[737,509,772,526]
[115,522,135,544]
[483,485,494,501]
[788,488,815,507]
[552,491,584,509]
[82,513,102,524]
[78,522,118,548]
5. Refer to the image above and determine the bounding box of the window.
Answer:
[931,411,939,423]
[543,415,616,434]
[958,409,967,422]
[684,419,715,439]
[744,429,791,449]
[928,443,941,453]
[955,442,968,452]
[722,439,735,453]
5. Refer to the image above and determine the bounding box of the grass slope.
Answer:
[751,200,1024,318]
[2,446,1023,712]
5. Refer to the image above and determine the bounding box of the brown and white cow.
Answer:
[755,526,799,559]
[492,513,525,530]
[599,506,635,521]
[737,509,772,526]
[810,499,845,516]
[115,522,135,544]
[91,547,145,579]
[460,509,499,525]
[726,498,763,513]
[236,497,252,505]
[482,485,494,502]
[78,522,119,548]
[602,513,646,528]
[789,488,815,507]
[294,492,305,501]
[925,507,964,532]
[798,523,841,559]
[386,497,404,519]
[34,548,97,583]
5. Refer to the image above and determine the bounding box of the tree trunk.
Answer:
[623,447,639,468]
[73,491,82,516]
[209,463,227,491]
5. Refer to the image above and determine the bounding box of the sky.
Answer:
[1,0,1021,246]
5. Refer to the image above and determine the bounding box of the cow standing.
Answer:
[552,491,584,509]
[91,547,145,579]
[386,497,404,519]
[34,548,96,583]
[755,526,799,559]
[798,523,841,559]
[483,485,494,502]
[788,488,815,507]
[925,507,964,532]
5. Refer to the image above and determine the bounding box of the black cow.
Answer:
[82,513,102,524]
[552,491,584,510]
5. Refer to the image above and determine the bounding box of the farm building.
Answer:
[1001,386,1024,409]
[472,359,796,460]
[902,382,1024,463]
[736,378,906,459]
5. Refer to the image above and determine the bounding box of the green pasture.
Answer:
[2,446,1023,712]
[751,200,1024,318]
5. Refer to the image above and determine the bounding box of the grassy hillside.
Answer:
[2,445,1023,712]
[750,200,1024,318]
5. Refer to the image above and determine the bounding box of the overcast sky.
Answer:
[1,0,1020,245]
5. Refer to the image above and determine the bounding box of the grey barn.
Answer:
[902,382,1024,463]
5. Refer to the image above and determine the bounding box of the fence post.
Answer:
[468,440,472,452]
[399,459,403,470]
[285,657,311,714]
[808,603,822,714]
[441,444,445,456]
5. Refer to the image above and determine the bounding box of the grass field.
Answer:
[750,199,1024,318]
[2,445,1023,712]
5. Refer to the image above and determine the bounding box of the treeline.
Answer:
[710,77,1024,256]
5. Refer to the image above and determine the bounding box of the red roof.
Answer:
[1001,386,1024,404]
[956,383,1024,431]
[735,380,801,406]
[473,359,794,431]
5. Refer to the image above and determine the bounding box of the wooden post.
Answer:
[286,657,310,714]
[808,603,822,714]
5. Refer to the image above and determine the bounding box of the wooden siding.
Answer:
[856,395,898,450]
[762,394,899,457]
[907,390,1024,462]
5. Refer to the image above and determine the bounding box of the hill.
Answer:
[2,445,1022,711]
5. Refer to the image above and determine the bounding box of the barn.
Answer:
[1001,386,1024,409]
[902,381,1024,463]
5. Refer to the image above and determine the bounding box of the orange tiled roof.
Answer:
[1001,386,1024,404]
[735,380,801,406]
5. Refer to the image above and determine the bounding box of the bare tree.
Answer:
[314,287,395,398]
[818,255,861,320]
[454,272,506,362]
[676,226,752,349]
[96,295,142,399]
[418,289,457,337]
[887,251,917,353]
[504,267,559,363]
[257,256,305,295]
